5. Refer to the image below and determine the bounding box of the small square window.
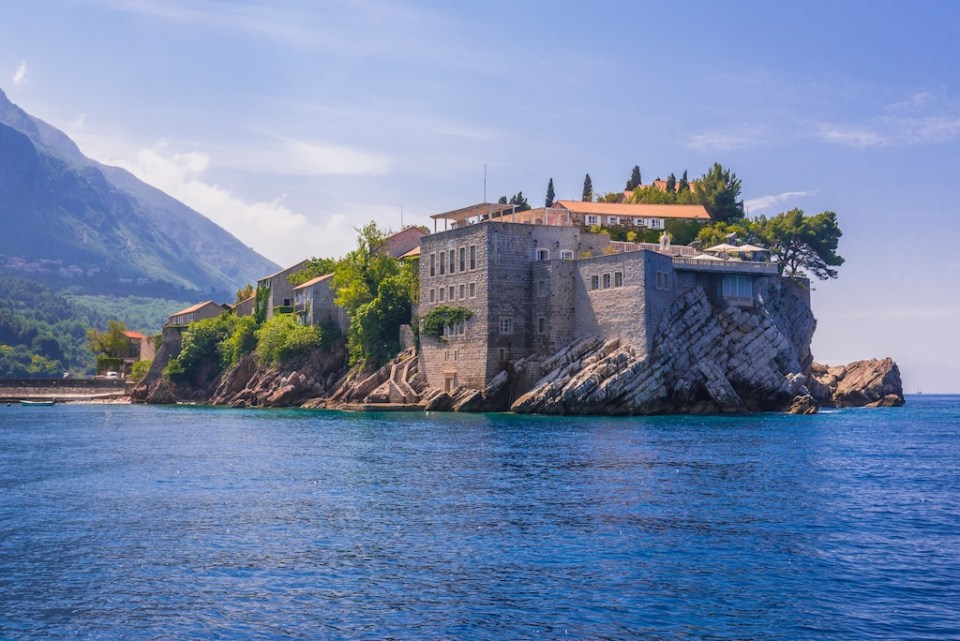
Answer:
[607,216,620,225]
[560,250,574,260]
[536,248,549,261]
[500,317,512,334]
[585,215,599,226]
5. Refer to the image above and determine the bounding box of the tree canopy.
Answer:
[753,209,844,280]
[697,162,744,222]
[582,174,593,202]
[86,320,130,359]
[626,165,642,191]
[545,178,555,207]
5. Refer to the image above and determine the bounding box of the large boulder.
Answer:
[810,358,904,407]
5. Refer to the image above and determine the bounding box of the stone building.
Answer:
[255,260,310,320]
[166,300,227,327]
[417,203,778,394]
[293,274,348,334]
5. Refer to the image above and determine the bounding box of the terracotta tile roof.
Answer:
[170,300,217,316]
[122,330,146,339]
[400,246,421,258]
[554,200,710,220]
[293,273,334,290]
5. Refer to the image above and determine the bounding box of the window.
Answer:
[498,348,507,363]
[657,271,670,290]
[459,284,465,299]
[449,250,455,274]
[650,219,661,229]
[469,282,476,298]
[536,248,550,261]
[602,273,611,289]
[444,350,449,362]
[614,271,623,287]
[560,250,574,260]
[500,317,512,335]
[585,215,599,226]
[439,287,445,301]
[537,279,547,297]
[607,216,620,225]
[634,217,647,227]
[591,275,599,290]
[721,275,753,301]
[429,253,436,277]
[470,245,476,270]
[439,253,445,275]
[538,317,546,334]
[459,247,466,272]
[429,288,435,303]
[448,286,454,301]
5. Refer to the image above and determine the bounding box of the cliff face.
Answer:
[510,278,820,414]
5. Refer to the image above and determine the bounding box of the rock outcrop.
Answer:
[809,358,904,407]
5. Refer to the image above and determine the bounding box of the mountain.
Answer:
[0,88,279,297]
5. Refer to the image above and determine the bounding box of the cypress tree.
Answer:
[665,173,677,193]
[582,174,593,202]
[677,170,690,192]
[545,178,556,207]
[626,165,642,191]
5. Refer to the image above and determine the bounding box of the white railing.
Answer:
[672,257,779,274]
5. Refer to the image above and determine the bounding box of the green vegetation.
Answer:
[545,178,555,207]
[288,257,338,287]
[0,275,105,377]
[334,222,418,368]
[130,359,152,381]
[254,314,325,367]
[582,173,593,202]
[696,209,844,280]
[696,162,744,222]
[66,295,188,335]
[163,314,236,382]
[221,315,259,367]
[421,306,474,342]
[498,193,532,212]
[234,283,255,304]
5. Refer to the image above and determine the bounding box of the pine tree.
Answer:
[509,192,531,212]
[626,165,642,191]
[545,178,556,207]
[582,174,593,202]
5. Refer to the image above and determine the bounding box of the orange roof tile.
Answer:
[293,273,334,289]
[554,200,710,220]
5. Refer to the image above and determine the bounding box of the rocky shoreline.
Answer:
[132,278,904,415]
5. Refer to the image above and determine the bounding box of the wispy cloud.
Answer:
[12,61,28,86]
[684,126,770,152]
[107,144,366,263]
[233,138,391,176]
[744,191,814,213]
[816,123,884,147]
[816,91,960,147]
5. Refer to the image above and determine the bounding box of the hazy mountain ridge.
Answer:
[0,88,279,296]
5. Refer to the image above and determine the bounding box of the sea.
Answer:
[1,396,958,640]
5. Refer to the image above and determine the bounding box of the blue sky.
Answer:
[3,0,959,392]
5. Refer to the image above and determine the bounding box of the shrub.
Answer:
[164,315,235,382]
[130,359,152,381]
[255,315,323,367]
[220,315,258,367]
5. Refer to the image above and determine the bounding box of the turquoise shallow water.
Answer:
[0,397,958,640]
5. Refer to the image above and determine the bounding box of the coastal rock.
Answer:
[810,358,904,407]
[789,394,818,414]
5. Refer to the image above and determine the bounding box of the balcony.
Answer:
[672,256,779,275]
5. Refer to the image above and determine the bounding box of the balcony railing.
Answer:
[672,257,779,274]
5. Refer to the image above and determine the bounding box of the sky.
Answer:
[2,0,959,392]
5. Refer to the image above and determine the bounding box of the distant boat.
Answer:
[19,400,56,406]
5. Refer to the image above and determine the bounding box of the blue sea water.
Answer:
[0,397,958,640]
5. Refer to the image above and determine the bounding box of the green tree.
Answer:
[254,314,323,367]
[86,320,129,359]
[665,173,677,193]
[288,257,339,287]
[234,283,255,304]
[697,162,744,223]
[626,165,642,191]
[582,174,593,202]
[677,170,690,193]
[696,221,754,248]
[545,178,556,207]
[509,192,531,212]
[753,209,844,279]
